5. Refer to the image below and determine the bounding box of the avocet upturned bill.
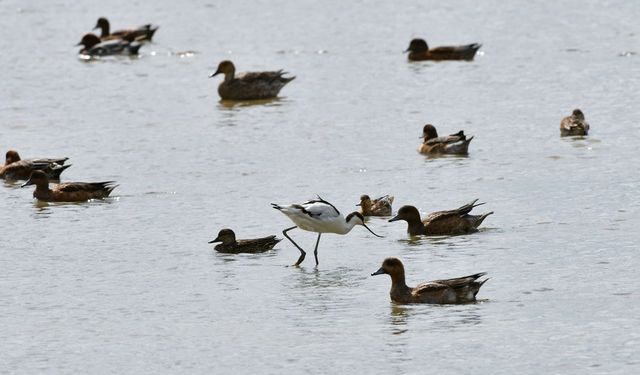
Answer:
[271,196,384,266]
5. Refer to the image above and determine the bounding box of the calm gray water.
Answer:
[1,0,639,373]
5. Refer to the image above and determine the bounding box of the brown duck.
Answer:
[209,228,281,253]
[560,109,590,136]
[372,257,488,304]
[21,170,117,202]
[389,200,493,236]
[94,17,159,42]
[419,124,473,155]
[1,150,70,180]
[357,194,394,216]
[209,60,295,100]
[405,38,481,61]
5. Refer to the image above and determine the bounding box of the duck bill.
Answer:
[371,267,385,276]
[388,215,401,222]
[403,48,410,53]
[21,179,35,188]
[209,70,221,78]
[208,237,221,244]
[362,223,384,238]
[355,203,361,207]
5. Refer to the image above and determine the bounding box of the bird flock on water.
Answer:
[3,16,597,304]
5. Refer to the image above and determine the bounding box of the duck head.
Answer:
[76,33,102,50]
[421,124,438,140]
[371,257,405,279]
[356,194,372,209]
[388,205,421,223]
[209,228,237,244]
[5,149,21,165]
[572,109,585,121]
[21,170,50,189]
[345,211,384,237]
[209,60,236,81]
[94,17,110,36]
[405,38,429,53]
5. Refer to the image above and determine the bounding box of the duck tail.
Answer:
[128,43,142,55]
[147,26,159,40]
[470,43,482,51]
[49,164,72,179]
[473,211,494,227]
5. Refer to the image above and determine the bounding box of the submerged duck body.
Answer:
[209,228,281,254]
[94,17,158,42]
[419,124,473,155]
[372,257,488,304]
[77,33,141,57]
[357,194,394,216]
[21,170,117,202]
[210,60,295,100]
[389,200,493,236]
[1,150,70,180]
[560,109,590,136]
[405,38,481,61]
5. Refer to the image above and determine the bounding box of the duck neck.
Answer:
[389,270,410,295]
[99,23,109,37]
[223,69,235,82]
[406,218,426,236]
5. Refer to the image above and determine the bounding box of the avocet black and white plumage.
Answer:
[271,196,384,266]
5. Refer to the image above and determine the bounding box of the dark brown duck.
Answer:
[389,200,493,236]
[1,150,70,180]
[405,38,481,61]
[21,170,117,202]
[560,109,590,136]
[209,228,281,253]
[209,60,295,100]
[94,17,159,42]
[372,257,488,304]
[419,124,473,155]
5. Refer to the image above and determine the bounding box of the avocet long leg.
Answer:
[283,226,306,266]
[313,233,321,266]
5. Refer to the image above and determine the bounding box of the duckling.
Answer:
[21,170,117,202]
[357,194,394,216]
[209,60,295,100]
[208,228,281,254]
[1,150,70,181]
[94,17,158,42]
[419,124,473,155]
[560,109,590,136]
[77,33,142,57]
[371,257,488,304]
[389,200,493,236]
[405,38,482,61]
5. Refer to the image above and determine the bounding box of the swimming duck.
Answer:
[94,17,158,42]
[77,33,142,57]
[209,60,295,100]
[1,150,70,181]
[357,194,394,216]
[419,124,473,155]
[208,228,281,254]
[21,170,118,202]
[371,257,488,304]
[405,38,482,61]
[560,109,590,136]
[389,200,493,236]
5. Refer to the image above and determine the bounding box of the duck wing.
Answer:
[429,44,482,57]
[237,70,294,84]
[422,199,485,234]
[57,181,117,193]
[431,273,487,288]
[426,131,466,145]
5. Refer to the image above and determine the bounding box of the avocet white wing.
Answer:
[272,197,348,234]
